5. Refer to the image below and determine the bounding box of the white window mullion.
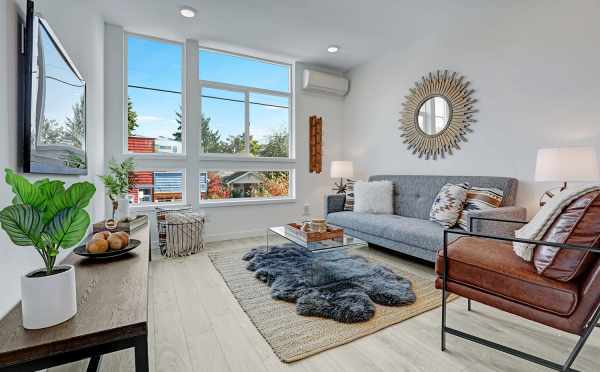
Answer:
[244,90,250,155]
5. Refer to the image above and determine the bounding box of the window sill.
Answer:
[124,152,187,160]
[130,202,188,212]
[199,197,296,208]
[197,155,296,163]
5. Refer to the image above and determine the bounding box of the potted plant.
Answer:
[99,158,135,224]
[0,169,95,329]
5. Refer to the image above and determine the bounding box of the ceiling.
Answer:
[88,0,525,72]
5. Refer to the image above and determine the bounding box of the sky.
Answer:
[127,36,291,146]
[39,24,84,147]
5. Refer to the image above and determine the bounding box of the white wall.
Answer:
[343,1,600,215]
[0,0,105,318]
[103,25,345,244]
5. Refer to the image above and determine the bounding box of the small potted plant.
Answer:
[99,158,135,225]
[0,169,95,329]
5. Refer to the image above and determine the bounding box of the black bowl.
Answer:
[74,239,141,259]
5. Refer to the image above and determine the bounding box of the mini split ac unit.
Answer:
[302,69,349,97]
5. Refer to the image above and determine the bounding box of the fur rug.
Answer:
[242,245,416,323]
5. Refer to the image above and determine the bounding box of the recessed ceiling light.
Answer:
[327,45,340,53]
[179,6,196,18]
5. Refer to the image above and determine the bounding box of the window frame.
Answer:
[198,47,294,161]
[123,32,187,158]
[122,33,297,209]
[198,168,296,207]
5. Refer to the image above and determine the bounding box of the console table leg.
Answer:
[86,355,102,372]
[134,335,149,372]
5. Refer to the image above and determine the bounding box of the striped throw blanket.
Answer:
[513,184,600,261]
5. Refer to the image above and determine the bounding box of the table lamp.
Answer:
[535,147,600,206]
[330,161,354,194]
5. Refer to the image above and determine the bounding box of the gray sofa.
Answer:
[325,175,526,262]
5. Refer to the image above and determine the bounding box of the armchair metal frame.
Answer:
[441,216,600,372]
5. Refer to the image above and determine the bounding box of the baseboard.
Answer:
[205,228,265,242]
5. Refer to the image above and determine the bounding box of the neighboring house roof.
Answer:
[222,171,262,185]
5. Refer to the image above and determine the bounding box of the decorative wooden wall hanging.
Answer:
[399,70,477,160]
[309,116,322,173]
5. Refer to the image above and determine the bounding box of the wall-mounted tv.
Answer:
[23,0,87,175]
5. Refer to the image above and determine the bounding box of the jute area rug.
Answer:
[208,243,454,363]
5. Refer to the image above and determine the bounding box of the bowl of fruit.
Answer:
[74,231,141,259]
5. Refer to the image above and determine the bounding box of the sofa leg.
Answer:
[562,306,600,371]
[467,299,472,312]
[441,230,448,352]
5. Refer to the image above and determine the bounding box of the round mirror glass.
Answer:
[417,96,450,135]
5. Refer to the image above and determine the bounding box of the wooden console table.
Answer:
[0,225,151,372]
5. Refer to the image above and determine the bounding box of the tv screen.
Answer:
[23,1,87,174]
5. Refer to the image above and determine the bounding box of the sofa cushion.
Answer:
[327,212,450,251]
[457,186,504,230]
[429,183,469,227]
[436,237,578,316]
[353,181,394,214]
[534,190,600,282]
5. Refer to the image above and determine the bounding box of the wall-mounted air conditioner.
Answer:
[302,69,349,97]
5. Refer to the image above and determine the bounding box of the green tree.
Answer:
[259,129,288,157]
[172,106,224,152]
[222,134,261,155]
[201,117,225,153]
[127,97,138,136]
[39,118,66,144]
[64,95,85,148]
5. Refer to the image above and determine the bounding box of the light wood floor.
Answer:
[53,237,600,372]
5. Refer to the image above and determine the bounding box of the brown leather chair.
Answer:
[435,191,600,372]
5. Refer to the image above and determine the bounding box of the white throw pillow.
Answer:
[353,181,394,214]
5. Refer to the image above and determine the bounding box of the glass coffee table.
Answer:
[266,226,367,284]
[266,225,366,252]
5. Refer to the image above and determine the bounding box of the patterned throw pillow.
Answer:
[344,179,356,211]
[457,187,504,230]
[429,183,469,228]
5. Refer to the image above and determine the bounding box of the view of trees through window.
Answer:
[200,171,290,200]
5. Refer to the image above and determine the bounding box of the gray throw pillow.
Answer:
[429,183,469,228]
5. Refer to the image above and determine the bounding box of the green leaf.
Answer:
[42,181,95,223]
[0,205,44,247]
[65,182,96,209]
[38,180,66,201]
[45,208,90,248]
[4,169,45,210]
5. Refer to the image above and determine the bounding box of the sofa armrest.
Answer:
[325,194,346,216]
[467,206,527,237]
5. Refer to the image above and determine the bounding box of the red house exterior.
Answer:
[128,136,155,153]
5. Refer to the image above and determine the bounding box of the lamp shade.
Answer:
[535,147,600,182]
[330,161,354,179]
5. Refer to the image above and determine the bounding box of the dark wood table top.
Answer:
[0,225,150,367]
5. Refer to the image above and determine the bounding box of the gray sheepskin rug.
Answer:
[242,245,416,323]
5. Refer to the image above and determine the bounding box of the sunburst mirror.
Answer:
[399,70,477,159]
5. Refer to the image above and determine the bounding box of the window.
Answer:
[122,33,296,207]
[199,49,291,158]
[127,35,183,154]
[128,170,185,206]
[200,170,291,201]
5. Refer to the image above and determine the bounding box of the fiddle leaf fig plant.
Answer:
[0,169,96,274]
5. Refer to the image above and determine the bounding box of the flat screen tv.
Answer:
[23,0,87,174]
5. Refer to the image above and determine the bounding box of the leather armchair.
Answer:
[435,215,600,372]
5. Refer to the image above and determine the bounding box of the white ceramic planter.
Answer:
[21,265,77,329]
[117,196,130,221]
